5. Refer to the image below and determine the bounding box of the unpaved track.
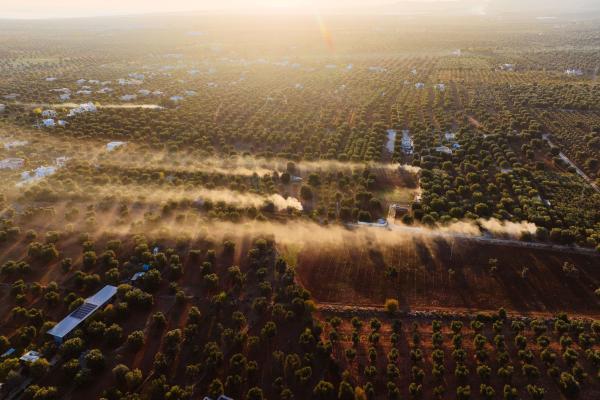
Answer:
[349,222,599,257]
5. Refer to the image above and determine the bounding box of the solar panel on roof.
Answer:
[70,303,97,320]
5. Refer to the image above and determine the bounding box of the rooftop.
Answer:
[20,350,41,363]
[47,285,117,340]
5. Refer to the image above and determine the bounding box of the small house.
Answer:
[1,348,15,359]
[434,146,452,155]
[19,351,41,364]
[120,94,137,101]
[106,141,126,152]
[41,110,57,118]
[415,83,425,89]
[0,158,25,170]
[42,119,55,127]
[130,272,146,284]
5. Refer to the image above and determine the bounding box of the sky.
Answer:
[2,1,597,19]
[1,0,465,19]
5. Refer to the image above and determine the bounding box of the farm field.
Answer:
[0,4,600,400]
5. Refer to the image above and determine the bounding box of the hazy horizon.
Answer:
[3,0,600,20]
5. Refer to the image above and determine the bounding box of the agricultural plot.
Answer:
[0,11,599,400]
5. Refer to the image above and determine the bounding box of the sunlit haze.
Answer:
[3,0,394,19]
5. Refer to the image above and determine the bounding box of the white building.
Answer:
[20,351,41,364]
[41,110,57,118]
[128,73,145,80]
[107,141,126,152]
[170,95,184,102]
[42,119,56,127]
[401,130,413,154]
[434,83,446,91]
[120,94,137,101]
[415,83,425,89]
[138,89,151,96]
[59,93,71,101]
[20,166,57,184]
[435,146,453,155]
[118,78,143,86]
[565,68,583,76]
[68,102,97,117]
[0,158,25,170]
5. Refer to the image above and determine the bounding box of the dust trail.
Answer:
[407,218,538,238]
[477,219,537,236]
[269,194,303,211]
[105,218,414,250]
[96,152,420,176]
[48,183,302,212]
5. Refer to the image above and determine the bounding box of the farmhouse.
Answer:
[47,285,117,344]
[68,102,97,117]
[565,68,583,76]
[20,166,57,184]
[120,94,137,101]
[401,130,413,154]
[19,351,41,364]
[41,110,57,118]
[434,146,453,155]
[107,141,126,151]
[0,158,25,170]
[42,119,55,127]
